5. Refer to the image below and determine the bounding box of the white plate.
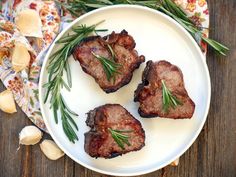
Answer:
[39,5,211,176]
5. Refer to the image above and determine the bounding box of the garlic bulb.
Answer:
[19,126,42,145]
[0,89,17,114]
[40,140,64,160]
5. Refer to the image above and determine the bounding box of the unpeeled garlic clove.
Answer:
[0,89,17,114]
[40,140,64,160]
[170,158,179,166]
[19,125,42,145]
[11,42,31,72]
[15,9,43,38]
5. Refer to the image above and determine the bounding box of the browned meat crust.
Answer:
[84,104,145,158]
[73,30,145,93]
[134,60,195,119]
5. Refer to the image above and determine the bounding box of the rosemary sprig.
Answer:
[161,80,182,112]
[91,50,121,82]
[156,0,229,56]
[44,21,107,143]
[57,0,229,56]
[108,128,133,150]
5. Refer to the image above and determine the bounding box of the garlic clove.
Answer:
[170,158,179,166]
[15,9,43,38]
[0,89,17,114]
[19,125,42,145]
[11,42,31,72]
[40,140,65,160]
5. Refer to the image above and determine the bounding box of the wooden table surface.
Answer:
[0,0,235,177]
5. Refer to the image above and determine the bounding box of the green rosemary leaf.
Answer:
[122,138,131,146]
[108,128,132,150]
[65,60,72,87]
[62,121,75,143]
[102,60,113,81]
[107,44,115,60]
[43,82,52,88]
[163,0,190,23]
[65,120,78,140]
[53,104,59,124]
[43,83,53,103]
[161,80,182,112]
[64,111,79,131]
[61,78,71,91]
[49,48,64,62]
[113,129,134,133]
[95,29,109,32]
[202,37,229,56]
[84,3,108,8]
[56,34,78,44]
[112,133,125,149]
[60,96,79,116]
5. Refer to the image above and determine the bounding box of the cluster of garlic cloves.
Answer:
[18,126,64,160]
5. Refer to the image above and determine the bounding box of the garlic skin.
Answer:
[19,126,42,145]
[170,158,179,166]
[0,89,17,114]
[40,140,64,160]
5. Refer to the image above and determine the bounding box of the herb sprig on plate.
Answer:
[108,128,133,150]
[162,80,182,112]
[91,44,121,82]
[57,0,229,56]
[44,21,107,143]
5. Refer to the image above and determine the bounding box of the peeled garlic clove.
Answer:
[170,158,179,166]
[40,140,64,160]
[0,90,17,114]
[12,42,31,72]
[15,9,43,38]
[19,125,42,145]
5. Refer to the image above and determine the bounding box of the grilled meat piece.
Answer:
[134,60,195,119]
[73,30,145,93]
[84,104,145,158]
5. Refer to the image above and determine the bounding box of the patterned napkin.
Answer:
[0,0,209,132]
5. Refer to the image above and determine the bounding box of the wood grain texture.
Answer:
[0,0,236,177]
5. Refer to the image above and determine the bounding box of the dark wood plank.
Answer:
[0,83,31,177]
[0,0,236,177]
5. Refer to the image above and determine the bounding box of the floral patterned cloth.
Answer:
[0,0,209,132]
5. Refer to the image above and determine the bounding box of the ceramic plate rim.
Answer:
[39,5,211,176]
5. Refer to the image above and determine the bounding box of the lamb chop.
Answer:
[134,60,195,119]
[84,104,145,158]
[73,30,145,93]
